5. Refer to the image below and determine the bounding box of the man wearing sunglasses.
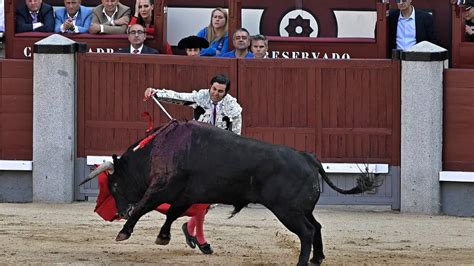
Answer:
[388,0,437,51]
[117,24,158,54]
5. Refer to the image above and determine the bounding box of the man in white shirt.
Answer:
[388,0,437,51]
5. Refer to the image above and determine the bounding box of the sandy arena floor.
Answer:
[0,202,472,264]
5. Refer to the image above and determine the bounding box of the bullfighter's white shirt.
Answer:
[154,88,243,135]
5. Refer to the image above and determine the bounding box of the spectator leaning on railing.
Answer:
[54,0,93,33]
[16,0,54,33]
[89,0,130,34]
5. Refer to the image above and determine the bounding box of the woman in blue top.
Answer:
[196,7,229,56]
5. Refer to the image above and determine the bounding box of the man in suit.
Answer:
[117,24,158,54]
[88,0,130,34]
[55,0,93,33]
[388,0,437,51]
[16,0,54,33]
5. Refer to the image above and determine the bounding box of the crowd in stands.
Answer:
[14,0,474,57]
[14,0,269,57]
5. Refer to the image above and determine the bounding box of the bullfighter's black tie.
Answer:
[212,103,217,125]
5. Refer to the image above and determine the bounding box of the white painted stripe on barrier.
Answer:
[87,156,113,165]
[439,171,474,182]
[87,156,389,174]
[321,163,389,173]
[0,160,33,171]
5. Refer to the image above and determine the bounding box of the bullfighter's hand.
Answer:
[144,87,157,101]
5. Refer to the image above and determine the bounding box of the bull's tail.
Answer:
[309,154,378,194]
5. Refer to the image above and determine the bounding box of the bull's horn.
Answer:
[78,161,114,186]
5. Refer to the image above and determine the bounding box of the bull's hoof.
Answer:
[155,235,170,245]
[115,232,131,241]
[309,257,325,265]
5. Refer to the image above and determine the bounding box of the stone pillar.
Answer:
[397,41,448,214]
[32,34,85,202]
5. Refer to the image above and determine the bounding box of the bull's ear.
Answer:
[112,154,118,161]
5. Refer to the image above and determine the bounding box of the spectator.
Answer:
[117,24,158,54]
[129,0,173,54]
[250,34,268,58]
[388,0,437,51]
[177,35,209,56]
[89,0,130,34]
[197,7,229,56]
[464,0,474,41]
[16,0,54,33]
[219,28,254,58]
[130,0,154,34]
[54,0,93,33]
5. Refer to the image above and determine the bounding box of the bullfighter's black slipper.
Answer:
[196,242,214,254]
[182,222,196,249]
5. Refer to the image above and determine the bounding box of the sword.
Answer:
[151,92,173,121]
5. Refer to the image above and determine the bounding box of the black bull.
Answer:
[83,120,377,265]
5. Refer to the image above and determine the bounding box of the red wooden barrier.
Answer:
[76,53,238,156]
[238,59,401,165]
[77,55,401,165]
[0,59,33,160]
[443,69,474,171]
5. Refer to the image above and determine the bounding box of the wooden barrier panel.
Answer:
[238,59,401,165]
[0,59,33,160]
[76,53,238,156]
[443,69,474,171]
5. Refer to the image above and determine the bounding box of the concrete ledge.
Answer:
[86,156,388,173]
[0,160,33,171]
[87,156,114,165]
[439,171,474,182]
[321,163,388,173]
